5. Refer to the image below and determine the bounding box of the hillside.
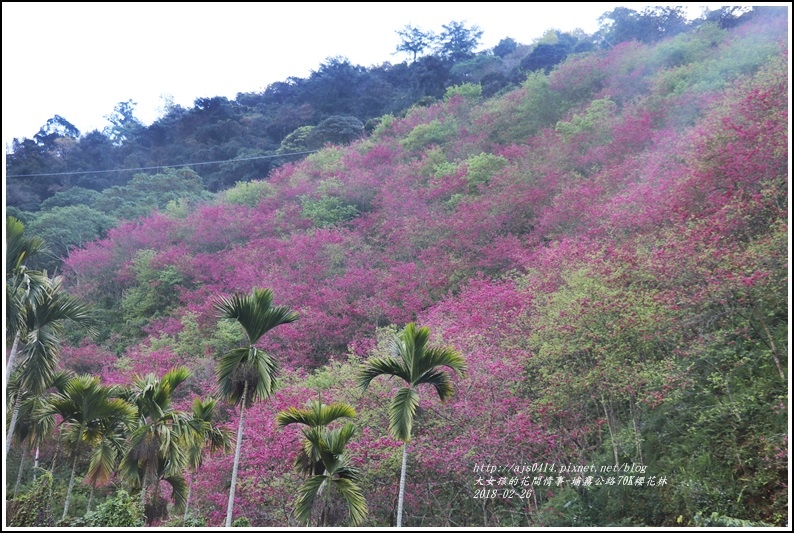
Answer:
[6,9,789,528]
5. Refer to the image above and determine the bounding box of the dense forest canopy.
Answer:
[5,5,789,528]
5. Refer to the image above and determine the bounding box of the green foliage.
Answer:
[27,205,117,271]
[310,115,364,146]
[175,514,208,527]
[650,20,781,99]
[304,146,345,174]
[93,168,211,219]
[292,423,368,526]
[692,511,774,527]
[480,71,562,144]
[462,152,508,192]
[429,150,508,194]
[232,516,252,527]
[370,114,396,138]
[279,125,316,153]
[148,312,241,376]
[8,468,55,526]
[223,179,276,207]
[401,119,456,152]
[652,23,727,68]
[300,352,364,393]
[417,146,450,178]
[444,82,483,101]
[301,196,358,228]
[555,97,617,141]
[450,54,504,83]
[300,177,359,227]
[359,323,467,442]
[435,21,483,62]
[164,197,193,218]
[120,249,186,334]
[493,37,518,58]
[40,187,101,210]
[6,206,31,224]
[103,99,144,145]
[395,24,436,62]
[84,489,145,527]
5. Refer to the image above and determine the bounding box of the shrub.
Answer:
[8,469,55,527]
[85,489,145,527]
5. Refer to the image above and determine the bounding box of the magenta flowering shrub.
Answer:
[53,24,789,526]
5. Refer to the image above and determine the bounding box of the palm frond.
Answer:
[415,346,468,380]
[323,422,357,456]
[277,400,356,428]
[413,368,455,401]
[214,288,298,344]
[253,348,279,401]
[388,387,419,443]
[293,475,326,524]
[357,356,410,389]
[276,406,315,427]
[216,347,279,405]
[159,367,191,397]
[188,397,233,457]
[16,327,60,394]
[215,347,253,401]
[6,216,47,270]
[190,397,217,421]
[87,436,119,486]
[393,322,430,377]
[25,277,97,339]
[332,477,368,526]
[164,473,189,511]
[6,268,49,337]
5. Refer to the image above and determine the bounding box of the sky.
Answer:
[0,2,772,152]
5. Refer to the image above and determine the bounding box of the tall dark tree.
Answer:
[33,115,80,149]
[103,100,144,145]
[395,25,435,62]
[521,32,579,74]
[435,21,483,62]
[492,37,518,58]
[306,57,366,115]
[597,6,688,46]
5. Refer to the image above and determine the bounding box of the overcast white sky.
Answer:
[0,2,773,152]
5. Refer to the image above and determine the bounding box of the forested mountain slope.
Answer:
[6,9,788,527]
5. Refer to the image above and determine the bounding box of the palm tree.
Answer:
[357,322,467,527]
[37,374,135,521]
[119,367,193,522]
[7,370,71,497]
[276,398,357,477]
[294,423,368,526]
[5,216,49,388]
[5,276,95,459]
[214,287,299,527]
[183,397,233,520]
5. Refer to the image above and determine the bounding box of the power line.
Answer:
[5,150,319,178]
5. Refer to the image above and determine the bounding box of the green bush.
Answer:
[462,152,508,192]
[224,180,276,206]
[85,489,145,527]
[232,516,252,527]
[401,120,455,152]
[444,82,482,101]
[8,468,55,527]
